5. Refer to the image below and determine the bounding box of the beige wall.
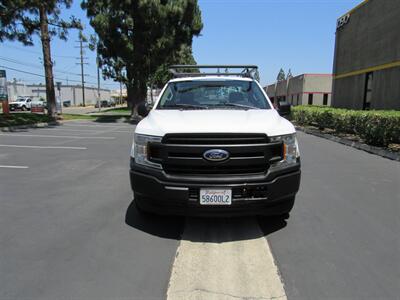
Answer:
[332,0,400,109]
[264,74,332,106]
[7,81,111,106]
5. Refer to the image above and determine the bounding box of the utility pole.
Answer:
[75,31,88,107]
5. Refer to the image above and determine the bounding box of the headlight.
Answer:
[132,133,162,169]
[269,133,300,169]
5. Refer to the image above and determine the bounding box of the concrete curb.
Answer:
[296,126,400,162]
[1,121,61,132]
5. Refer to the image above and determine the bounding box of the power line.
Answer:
[0,64,122,88]
[0,65,91,85]
[0,56,83,77]
[0,44,77,59]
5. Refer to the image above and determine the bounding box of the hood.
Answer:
[135,109,295,137]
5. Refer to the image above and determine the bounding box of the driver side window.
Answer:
[159,86,174,106]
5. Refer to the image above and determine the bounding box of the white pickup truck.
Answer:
[9,96,33,111]
[130,65,301,218]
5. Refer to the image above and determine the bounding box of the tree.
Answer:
[277,68,286,81]
[0,0,81,117]
[286,68,293,79]
[151,44,198,89]
[82,0,203,115]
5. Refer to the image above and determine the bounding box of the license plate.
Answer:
[200,189,232,205]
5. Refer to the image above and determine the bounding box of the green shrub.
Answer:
[0,113,53,127]
[292,106,400,147]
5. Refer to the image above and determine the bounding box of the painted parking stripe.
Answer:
[0,134,115,140]
[42,127,131,133]
[108,130,132,133]
[0,165,29,169]
[0,144,87,150]
[63,123,132,128]
[167,218,287,300]
[41,128,106,133]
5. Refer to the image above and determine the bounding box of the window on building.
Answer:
[323,93,328,105]
[308,93,313,105]
[297,94,300,105]
[291,95,294,104]
[363,72,373,110]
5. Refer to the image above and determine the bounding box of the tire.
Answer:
[259,196,295,219]
[274,196,295,219]
[276,212,290,220]
[21,105,27,111]
[134,193,152,216]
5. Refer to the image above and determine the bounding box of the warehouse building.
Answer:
[264,74,333,106]
[332,0,400,110]
[7,80,111,106]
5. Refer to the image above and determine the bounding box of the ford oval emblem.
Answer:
[203,149,230,162]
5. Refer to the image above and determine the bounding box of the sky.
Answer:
[0,0,361,90]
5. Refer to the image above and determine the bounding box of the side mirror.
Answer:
[137,102,149,117]
[278,101,291,117]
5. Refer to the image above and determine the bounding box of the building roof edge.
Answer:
[339,0,370,19]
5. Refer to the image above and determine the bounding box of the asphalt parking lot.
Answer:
[0,120,399,299]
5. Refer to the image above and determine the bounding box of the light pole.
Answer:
[56,81,62,114]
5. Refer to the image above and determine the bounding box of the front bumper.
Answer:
[130,160,301,216]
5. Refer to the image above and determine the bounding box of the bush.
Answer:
[292,106,400,147]
[0,113,54,127]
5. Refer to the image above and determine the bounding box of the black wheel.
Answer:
[277,196,295,219]
[134,193,152,216]
[277,212,290,220]
[262,196,295,219]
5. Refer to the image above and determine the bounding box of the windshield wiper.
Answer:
[163,103,208,110]
[212,103,260,110]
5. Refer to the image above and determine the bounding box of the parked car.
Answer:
[9,96,32,111]
[95,99,115,108]
[130,65,301,218]
[108,99,116,107]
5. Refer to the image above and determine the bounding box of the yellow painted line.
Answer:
[334,61,400,80]
[339,0,370,19]
[167,218,287,300]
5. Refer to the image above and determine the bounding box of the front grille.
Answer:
[149,133,283,176]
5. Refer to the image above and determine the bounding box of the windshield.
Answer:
[157,80,271,110]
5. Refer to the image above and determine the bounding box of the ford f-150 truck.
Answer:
[9,96,33,111]
[130,65,301,218]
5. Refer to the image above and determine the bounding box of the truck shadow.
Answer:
[92,115,137,124]
[125,200,287,242]
[125,200,185,240]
